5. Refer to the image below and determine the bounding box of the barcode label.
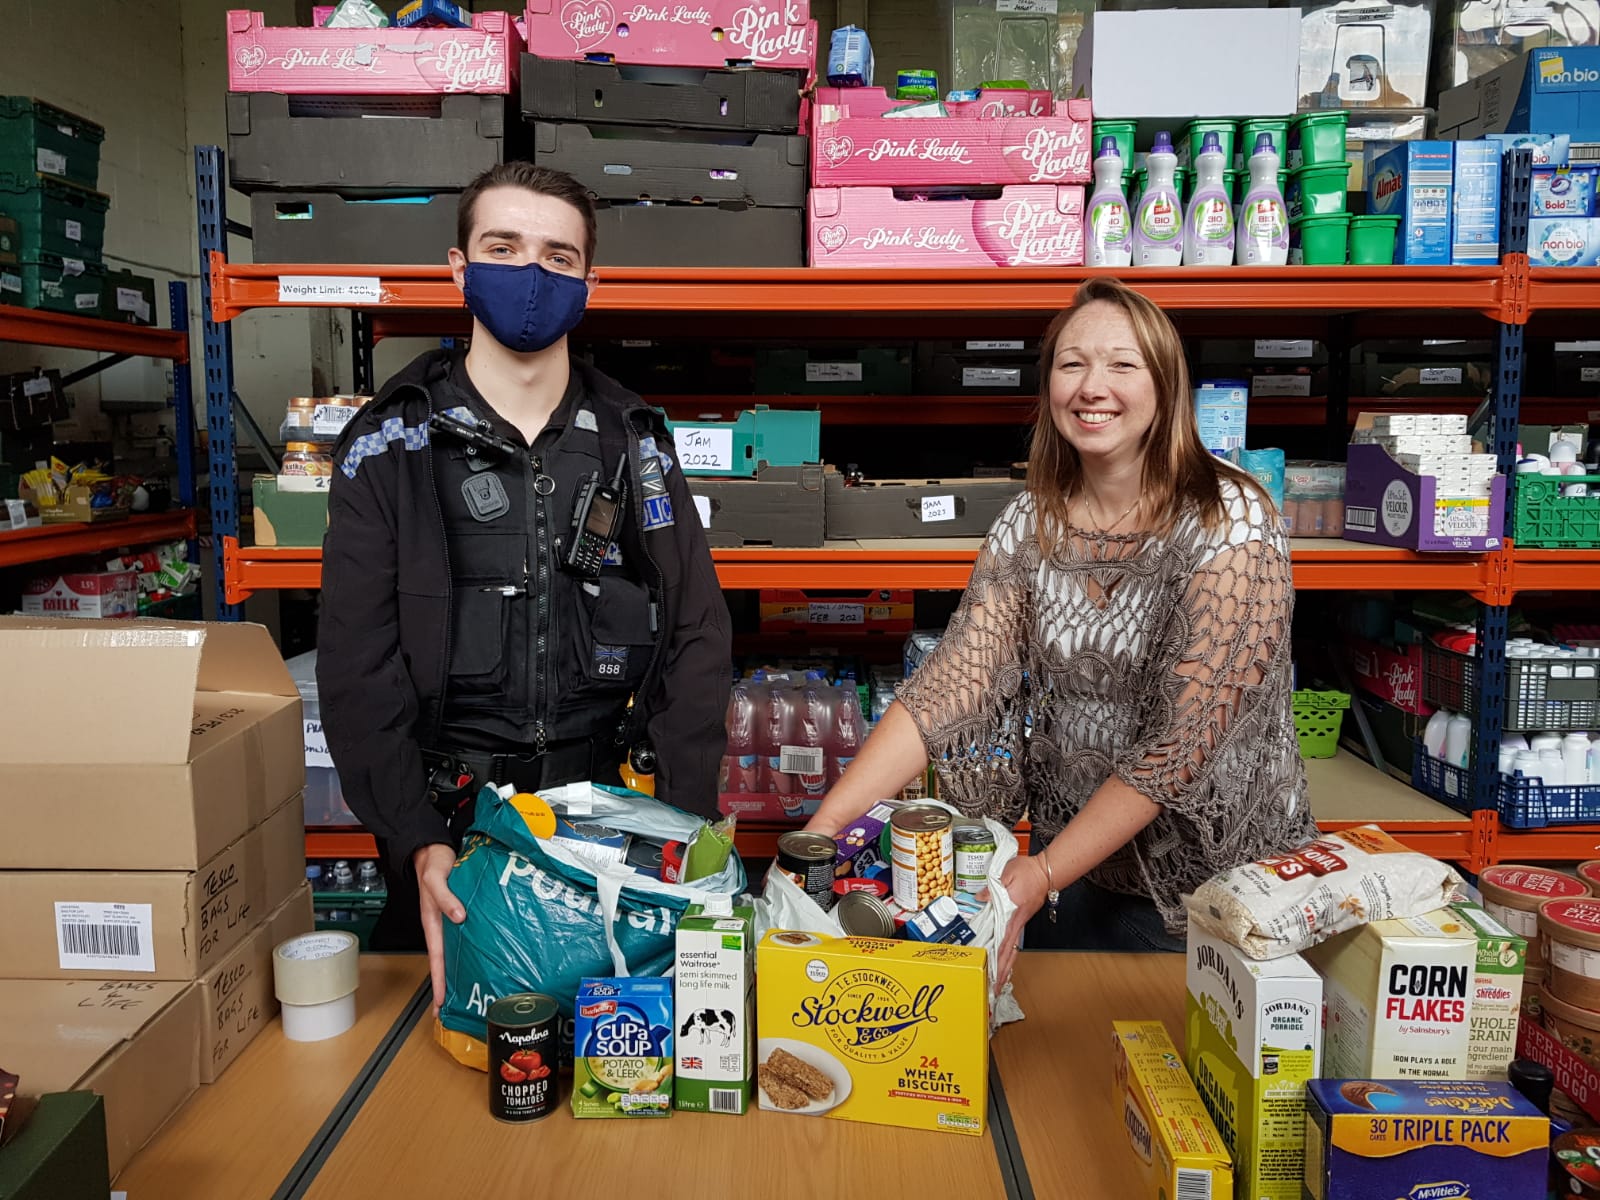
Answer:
[1346,506,1377,532]
[1175,1168,1213,1200]
[55,902,155,972]
[780,745,825,775]
[709,1089,742,1113]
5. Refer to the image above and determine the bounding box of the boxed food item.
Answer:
[1436,45,1600,141]
[687,465,825,550]
[1185,930,1321,1200]
[823,473,1025,540]
[572,977,674,1117]
[20,569,138,619]
[1303,1078,1548,1200]
[1113,1020,1234,1199]
[807,185,1085,267]
[1446,900,1526,1082]
[674,899,754,1115]
[756,931,988,1136]
[1302,907,1477,1081]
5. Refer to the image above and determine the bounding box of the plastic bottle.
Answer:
[722,682,762,794]
[1503,732,1530,752]
[1132,131,1182,267]
[1531,732,1563,755]
[1235,133,1289,266]
[1423,710,1452,759]
[1564,733,1592,789]
[1445,714,1473,769]
[828,683,866,786]
[1513,750,1543,783]
[1084,136,1132,268]
[1540,748,1568,787]
[331,860,356,892]
[1183,131,1234,266]
[305,864,324,890]
[794,674,832,798]
[759,681,796,795]
[357,860,382,893]
[1498,745,1519,776]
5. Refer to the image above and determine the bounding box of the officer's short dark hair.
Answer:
[457,163,598,270]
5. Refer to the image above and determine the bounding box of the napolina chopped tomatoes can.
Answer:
[488,993,559,1122]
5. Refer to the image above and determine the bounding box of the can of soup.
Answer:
[954,824,997,894]
[836,889,899,938]
[488,993,559,1122]
[776,831,838,909]
[891,804,954,912]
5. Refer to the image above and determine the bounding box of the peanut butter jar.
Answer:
[1539,897,1600,1011]
[1481,864,1589,971]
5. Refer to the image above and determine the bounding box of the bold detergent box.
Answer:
[1451,141,1501,265]
[1533,166,1599,218]
[1529,217,1600,267]
[1303,1079,1549,1200]
[1368,143,1453,265]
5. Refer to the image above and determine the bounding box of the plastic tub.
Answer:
[1288,110,1349,169]
[1286,161,1351,220]
[1237,117,1290,168]
[1479,864,1590,970]
[1289,213,1350,265]
[1222,168,1239,203]
[1540,896,1600,1011]
[1181,119,1236,169]
[1348,214,1401,265]
[1093,120,1138,171]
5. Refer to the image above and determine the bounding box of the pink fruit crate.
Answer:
[226,10,523,94]
[524,0,815,69]
[812,89,1091,188]
[808,185,1085,268]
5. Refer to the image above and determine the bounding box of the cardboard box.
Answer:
[1,367,68,432]
[824,473,1025,540]
[756,931,989,1136]
[0,1092,108,1200]
[808,184,1084,267]
[1342,443,1506,553]
[0,979,201,1178]
[198,883,314,1083]
[0,618,303,870]
[252,474,329,547]
[0,795,304,981]
[20,569,138,619]
[1448,900,1527,1082]
[1113,1020,1234,1199]
[572,977,674,1117]
[687,464,825,549]
[664,407,821,476]
[1347,635,1432,716]
[1452,140,1502,265]
[1530,215,1600,266]
[1073,9,1300,120]
[520,53,805,132]
[1184,931,1320,1200]
[1438,46,1600,140]
[522,0,815,70]
[1368,142,1454,265]
[674,901,754,1114]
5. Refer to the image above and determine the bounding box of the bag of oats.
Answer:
[1185,824,1463,960]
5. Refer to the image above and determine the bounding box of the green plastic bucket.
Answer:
[1288,110,1349,169]
[1181,119,1237,169]
[1237,118,1290,168]
[1348,214,1401,265]
[1093,120,1138,170]
[1289,213,1351,265]
[1286,161,1351,220]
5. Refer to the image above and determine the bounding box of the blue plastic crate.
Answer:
[1411,740,1473,815]
[1410,739,1600,828]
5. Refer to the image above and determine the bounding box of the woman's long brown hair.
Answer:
[1026,276,1265,558]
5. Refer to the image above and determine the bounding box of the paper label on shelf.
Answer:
[997,0,1058,11]
[277,275,382,305]
[55,902,155,973]
[1254,339,1314,359]
[779,745,826,775]
[37,148,66,176]
[693,495,712,527]
[64,219,82,243]
[1251,374,1312,397]
[920,495,957,523]
[1419,367,1463,385]
[115,287,151,323]
[1424,338,1468,346]
[808,601,865,625]
[0,274,19,295]
[312,404,357,437]
[673,426,734,473]
[22,376,52,398]
[1583,367,1600,382]
[304,719,334,770]
[962,367,1022,388]
[805,362,863,383]
[966,340,1025,351]
[620,339,653,348]
[61,257,84,277]
[74,294,97,310]
[1557,341,1600,352]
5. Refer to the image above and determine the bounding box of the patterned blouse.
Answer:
[897,479,1317,932]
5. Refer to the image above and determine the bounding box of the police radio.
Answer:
[565,454,628,579]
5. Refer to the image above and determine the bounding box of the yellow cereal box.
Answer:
[755,930,988,1136]
[1114,1020,1235,1200]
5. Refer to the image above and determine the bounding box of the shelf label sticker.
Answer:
[805,362,863,383]
[304,720,334,770]
[64,219,83,243]
[693,494,712,528]
[55,902,155,973]
[1423,338,1468,346]
[920,495,958,523]
[997,0,1058,12]
[963,367,1022,388]
[116,287,151,324]
[277,275,383,305]
[1254,339,1315,358]
[23,376,53,398]
[61,258,84,277]
[966,340,1025,351]
[37,148,67,176]
[808,601,865,625]
[1251,374,1312,397]
[1419,367,1464,385]
[74,294,97,310]
[674,426,735,473]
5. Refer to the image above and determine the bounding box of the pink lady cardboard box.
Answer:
[524,0,815,69]
[226,10,522,94]
[808,186,1085,267]
[812,90,1091,188]
[947,90,1054,119]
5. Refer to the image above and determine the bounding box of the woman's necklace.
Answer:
[1077,485,1142,533]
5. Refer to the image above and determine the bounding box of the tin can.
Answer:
[891,805,954,912]
[954,824,997,894]
[488,993,559,1122]
[834,877,889,900]
[776,831,837,909]
[836,889,899,938]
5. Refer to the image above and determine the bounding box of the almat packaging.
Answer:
[673,901,754,1114]
[1184,930,1321,1200]
[1447,900,1527,1082]
[755,931,988,1136]
[1302,907,1476,1081]
[1113,1020,1234,1200]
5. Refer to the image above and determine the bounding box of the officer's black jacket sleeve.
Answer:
[642,440,732,815]
[316,445,447,873]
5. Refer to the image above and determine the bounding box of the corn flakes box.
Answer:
[755,930,988,1136]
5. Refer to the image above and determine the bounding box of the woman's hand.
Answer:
[989,854,1050,992]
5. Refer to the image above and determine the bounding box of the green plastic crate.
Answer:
[1292,689,1350,758]
[313,889,386,950]
[0,175,109,261]
[664,406,821,477]
[1513,473,1600,548]
[0,252,106,317]
[0,97,105,190]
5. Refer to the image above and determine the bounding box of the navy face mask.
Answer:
[461,261,588,353]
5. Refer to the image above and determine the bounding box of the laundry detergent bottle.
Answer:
[1183,131,1234,265]
[1235,132,1289,266]
[1084,135,1132,268]
[1132,130,1182,266]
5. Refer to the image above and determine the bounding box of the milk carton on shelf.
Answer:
[674,898,754,1115]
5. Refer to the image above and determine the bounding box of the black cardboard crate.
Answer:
[531,122,806,207]
[228,92,510,192]
[594,201,801,266]
[1,368,68,433]
[250,190,457,264]
[915,339,1039,396]
[688,464,824,548]
[576,339,756,395]
[755,346,914,395]
[520,54,804,132]
[824,472,1024,540]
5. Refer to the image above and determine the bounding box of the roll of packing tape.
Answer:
[274,931,360,1042]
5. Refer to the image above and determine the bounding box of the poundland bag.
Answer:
[439,783,746,1063]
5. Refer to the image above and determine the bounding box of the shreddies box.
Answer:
[1447,900,1526,1083]
[1114,1021,1234,1200]
[755,931,988,1136]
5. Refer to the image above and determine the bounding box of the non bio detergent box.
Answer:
[1368,142,1453,265]
[755,931,988,1136]
[1303,1078,1548,1200]
[1185,930,1322,1200]
[1447,900,1527,1083]
[1451,141,1501,265]
[1301,907,1477,1082]
[674,900,754,1115]
[1114,1020,1235,1200]
[1529,217,1600,268]
[572,977,673,1118]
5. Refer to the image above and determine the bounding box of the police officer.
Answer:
[318,164,732,1010]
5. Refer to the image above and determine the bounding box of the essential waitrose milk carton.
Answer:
[1448,900,1527,1082]
[674,898,754,1114]
[1185,930,1322,1200]
[1368,142,1453,265]
[1301,907,1476,1081]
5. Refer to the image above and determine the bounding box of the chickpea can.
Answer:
[488,993,559,1122]
[891,804,954,912]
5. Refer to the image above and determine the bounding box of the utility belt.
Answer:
[423,739,621,819]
